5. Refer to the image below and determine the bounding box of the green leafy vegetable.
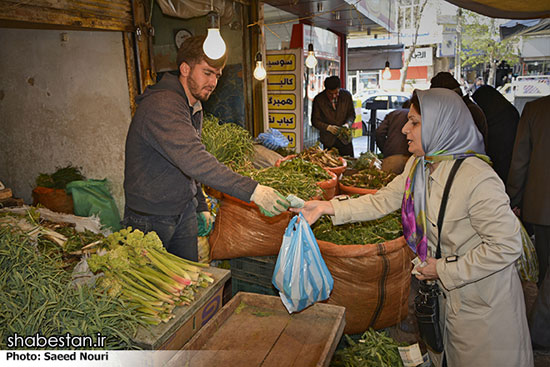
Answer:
[331,328,407,367]
[312,212,402,245]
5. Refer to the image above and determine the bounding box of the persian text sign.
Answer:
[268,113,296,129]
[268,94,296,110]
[266,54,296,71]
[267,74,296,91]
[280,132,296,148]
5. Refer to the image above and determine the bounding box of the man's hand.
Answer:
[327,125,339,135]
[250,185,290,217]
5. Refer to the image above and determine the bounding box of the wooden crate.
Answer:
[168,292,346,367]
[131,266,230,350]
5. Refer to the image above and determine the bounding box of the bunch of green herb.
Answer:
[201,114,254,169]
[312,211,402,245]
[348,152,382,171]
[337,125,352,145]
[331,328,407,367]
[340,169,397,190]
[35,165,85,189]
[0,226,143,349]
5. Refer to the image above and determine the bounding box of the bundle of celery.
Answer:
[87,228,214,325]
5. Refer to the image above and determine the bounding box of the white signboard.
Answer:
[404,47,433,67]
[438,33,456,57]
[266,49,303,150]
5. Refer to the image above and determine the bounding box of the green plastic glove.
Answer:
[197,211,214,236]
[250,184,290,217]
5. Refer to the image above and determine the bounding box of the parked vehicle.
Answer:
[360,91,411,124]
[497,75,550,113]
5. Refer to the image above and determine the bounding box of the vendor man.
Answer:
[123,35,289,261]
[311,75,355,156]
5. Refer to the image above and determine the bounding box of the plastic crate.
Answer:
[229,256,278,296]
[230,277,278,296]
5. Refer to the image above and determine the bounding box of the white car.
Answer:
[360,91,411,124]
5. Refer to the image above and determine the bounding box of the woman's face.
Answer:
[402,104,425,157]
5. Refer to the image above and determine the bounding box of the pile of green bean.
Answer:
[278,157,332,182]
[331,328,407,367]
[312,211,402,245]
[201,114,254,169]
[0,226,144,349]
[238,165,323,199]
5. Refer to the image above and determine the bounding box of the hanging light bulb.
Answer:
[253,52,267,81]
[382,61,392,80]
[305,43,317,69]
[203,11,226,60]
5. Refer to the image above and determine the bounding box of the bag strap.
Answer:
[436,159,465,259]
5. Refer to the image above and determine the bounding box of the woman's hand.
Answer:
[415,257,439,281]
[290,200,335,225]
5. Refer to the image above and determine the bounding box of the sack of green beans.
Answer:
[312,214,414,334]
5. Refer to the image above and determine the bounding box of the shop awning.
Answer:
[500,19,550,40]
[348,45,404,71]
[444,0,550,20]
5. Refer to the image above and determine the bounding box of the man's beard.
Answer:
[188,74,213,102]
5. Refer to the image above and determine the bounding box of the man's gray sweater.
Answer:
[124,73,257,216]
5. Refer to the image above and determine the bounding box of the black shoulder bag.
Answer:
[414,158,464,353]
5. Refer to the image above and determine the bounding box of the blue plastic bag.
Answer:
[272,213,334,313]
[257,128,289,150]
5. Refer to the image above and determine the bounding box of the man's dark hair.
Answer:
[430,72,462,96]
[324,76,341,90]
[176,35,227,70]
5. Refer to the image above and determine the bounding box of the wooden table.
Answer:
[166,292,346,367]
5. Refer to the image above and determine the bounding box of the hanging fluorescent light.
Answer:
[382,61,392,80]
[305,43,317,69]
[203,11,226,60]
[253,52,267,81]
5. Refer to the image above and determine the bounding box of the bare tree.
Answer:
[399,0,428,92]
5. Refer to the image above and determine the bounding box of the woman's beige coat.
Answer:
[332,156,533,367]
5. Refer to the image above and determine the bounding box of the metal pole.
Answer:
[454,8,462,80]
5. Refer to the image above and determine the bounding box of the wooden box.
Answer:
[131,266,230,350]
[166,292,346,367]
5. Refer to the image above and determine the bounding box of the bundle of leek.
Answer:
[87,227,213,325]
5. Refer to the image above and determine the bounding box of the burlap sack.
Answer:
[209,195,291,259]
[318,236,414,334]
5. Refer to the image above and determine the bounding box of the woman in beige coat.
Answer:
[294,88,533,366]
